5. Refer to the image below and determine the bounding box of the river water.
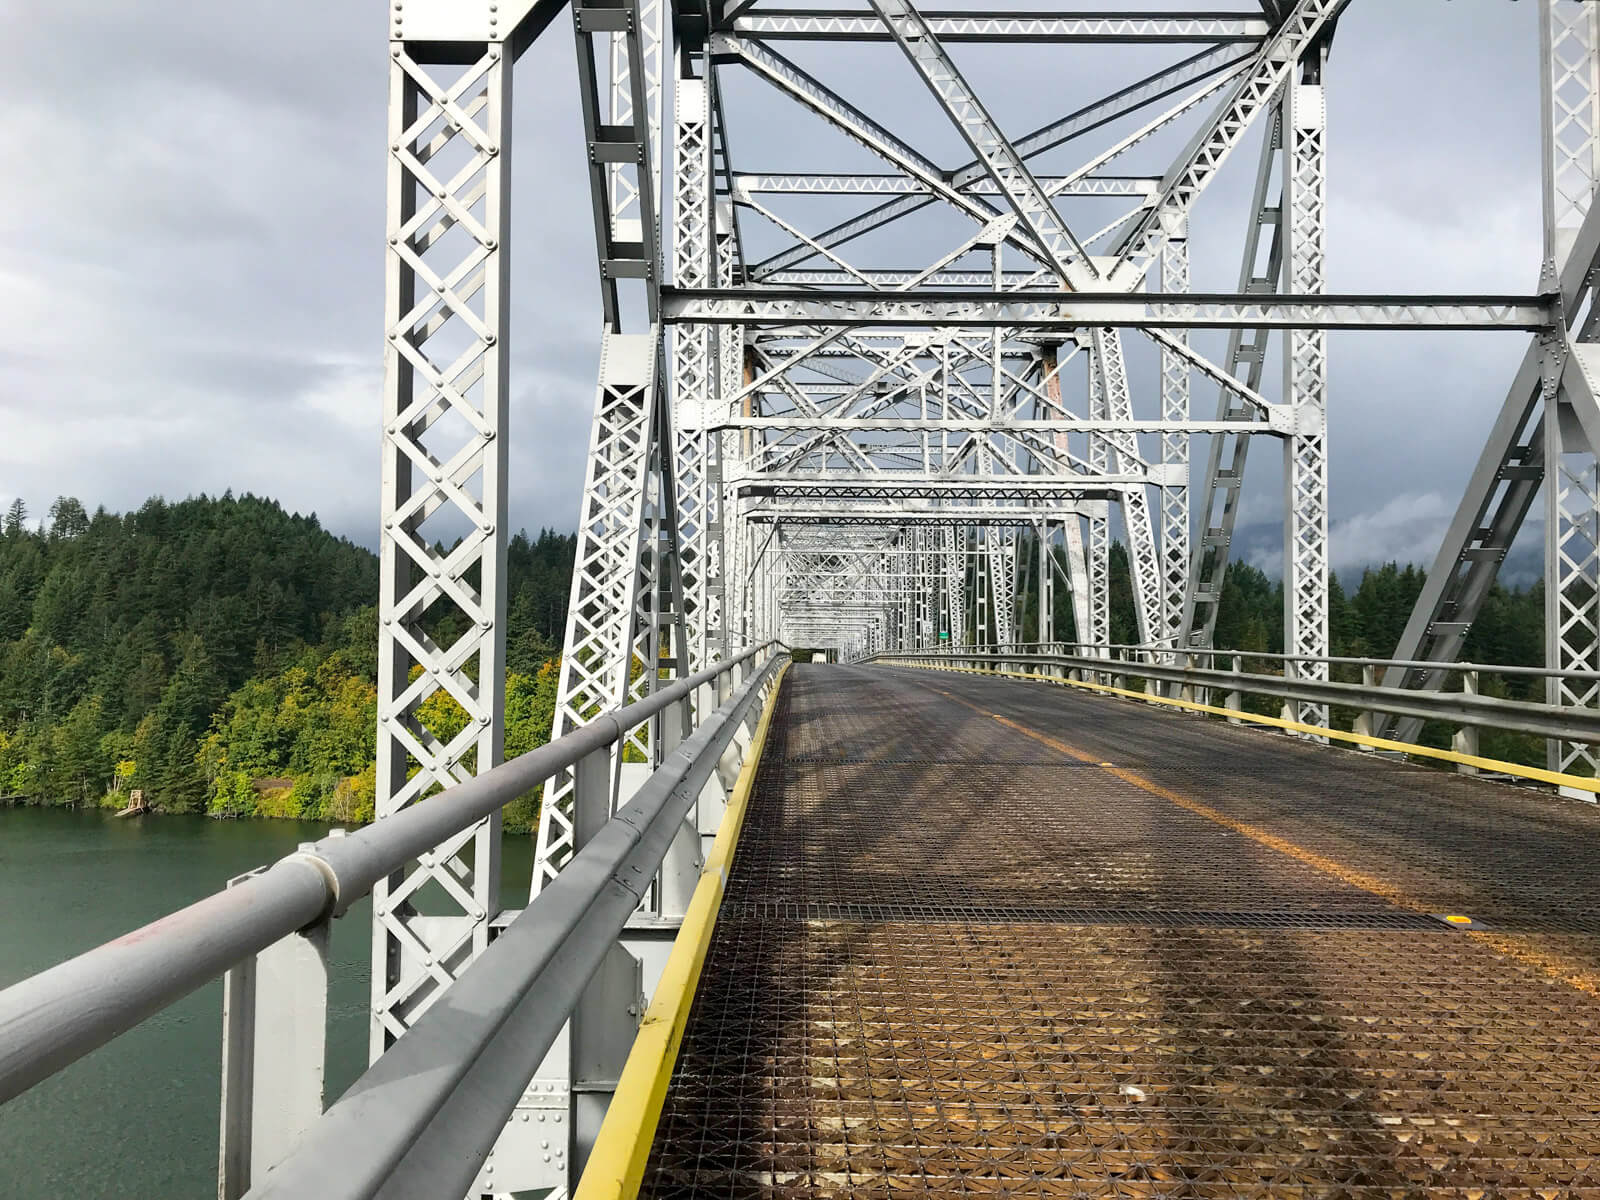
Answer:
[0,807,533,1199]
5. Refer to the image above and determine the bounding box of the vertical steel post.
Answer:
[671,52,716,675]
[375,40,511,1058]
[1454,670,1481,773]
[218,864,332,1198]
[1159,218,1192,653]
[1353,664,1378,747]
[1090,327,1161,645]
[1281,45,1331,730]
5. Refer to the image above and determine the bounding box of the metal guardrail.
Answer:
[867,645,1600,785]
[1027,640,1600,682]
[0,642,786,1200]
[873,640,1600,682]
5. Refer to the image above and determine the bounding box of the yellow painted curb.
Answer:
[885,659,1600,796]
[572,661,789,1200]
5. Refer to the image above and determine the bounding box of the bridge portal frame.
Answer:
[374,0,1596,1195]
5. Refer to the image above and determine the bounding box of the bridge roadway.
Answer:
[632,663,1600,1197]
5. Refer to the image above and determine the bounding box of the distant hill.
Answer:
[0,492,1550,821]
[0,493,573,827]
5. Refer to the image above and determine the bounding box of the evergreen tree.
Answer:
[46,496,89,541]
[4,498,26,538]
[0,493,573,818]
[53,694,107,805]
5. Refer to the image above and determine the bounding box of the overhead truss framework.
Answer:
[374,1,1599,1193]
[655,0,1502,668]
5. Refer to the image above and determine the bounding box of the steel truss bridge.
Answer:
[6,1,1600,1197]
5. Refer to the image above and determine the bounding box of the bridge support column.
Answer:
[944,528,965,649]
[218,871,330,1198]
[374,33,516,1063]
[1159,218,1192,655]
[1090,328,1160,646]
[1282,46,1331,732]
[1353,664,1378,747]
[1037,519,1055,645]
[525,0,701,1188]
[1086,499,1111,650]
[672,56,716,678]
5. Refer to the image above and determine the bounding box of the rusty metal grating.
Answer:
[724,900,1448,931]
[638,665,1600,1197]
[732,758,1396,912]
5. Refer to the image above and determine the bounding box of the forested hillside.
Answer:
[1021,541,1544,672]
[0,495,574,828]
[0,493,1549,825]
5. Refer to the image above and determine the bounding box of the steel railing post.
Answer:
[1227,654,1244,724]
[218,860,332,1199]
[218,919,256,1200]
[1454,669,1480,773]
[1353,664,1378,748]
[659,692,702,919]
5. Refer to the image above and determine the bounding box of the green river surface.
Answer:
[0,806,534,1199]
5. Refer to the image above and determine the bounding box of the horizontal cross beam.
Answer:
[732,173,1158,197]
[725,12,1271,42]
[750,508,1112,524]
[738,474,1162,492]
[662,288,1555,330]
[715,416,1274,435]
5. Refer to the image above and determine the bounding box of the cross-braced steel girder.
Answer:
[670,0,1360,665]
[372,2,1596,1191]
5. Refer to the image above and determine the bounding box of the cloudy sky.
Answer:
[1,1,1545,578]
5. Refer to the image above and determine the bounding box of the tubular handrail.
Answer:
[0,642,779,1107]
[867,647,1600,744]
[245,653,785,1200]
[950,640,1600,683]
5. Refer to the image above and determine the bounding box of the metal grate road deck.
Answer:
[638,664,1600,1197]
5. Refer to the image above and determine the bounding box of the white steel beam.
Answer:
[375,42,511,1059]
[867,0,1100,288]
[728,13,1272,43]
[1281,50,1330,728]
[749,43,1256,278]
[1543,0,1600,779]
[1158,221,1192,650]
[661,289,1553,330]
[1181,100,1285,650]
[1110,0,1351,271]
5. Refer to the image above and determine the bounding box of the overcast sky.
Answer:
[1,1,1545,578]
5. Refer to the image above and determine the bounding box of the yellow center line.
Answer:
[900,659,1600,795]
[925,673,1600,999]
[991,713,1419,906]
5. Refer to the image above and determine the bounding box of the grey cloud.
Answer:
[0,0,1559,579]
